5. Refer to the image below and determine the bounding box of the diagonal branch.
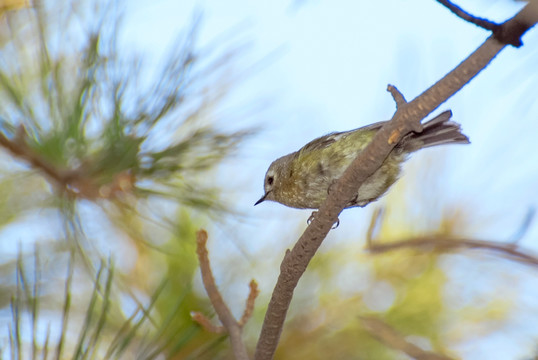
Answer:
[0,129,136,199]
[0,130,72,186]
[360,316,454,360]
[190,311,225,334]
[195,230,257,360]
[254,5,538,360]
[437,0,538,47]
[367,236,538,268]
[436,0,499,31]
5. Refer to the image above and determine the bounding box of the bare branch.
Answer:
[436,0,538,47]
[254,5,538,360]
[195,229,250,360]
[387,84,407,109]
[239,280,259,327]
[360,316,453,360]
[436,0,499,31]
[190,312,225,334]
[492,2,538,47]
[0,130,137,200]
[366,208,384,247]
[367,236,538,268]
[0,130,71,186]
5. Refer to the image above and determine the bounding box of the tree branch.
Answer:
[360,316,453,360]
[195,230,257,360]
[366,207,384,248]
[254,5,538,360]
[367,235,538,267]
[365,206,538,266]
[437,0,538,47]
[436,0,499,31]
[387,84,408,109]
[239,280,260,327]
[190,311,225,334]
[0,129,136,199]
[0,130,71,186]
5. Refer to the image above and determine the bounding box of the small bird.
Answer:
[255,110,469,209]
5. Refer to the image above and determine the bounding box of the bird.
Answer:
[255,110,469,209]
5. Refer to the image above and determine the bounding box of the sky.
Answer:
[69,0,538,358]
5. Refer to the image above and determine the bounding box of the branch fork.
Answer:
[193,230,259,360]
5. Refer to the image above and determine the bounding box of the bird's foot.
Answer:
[307,211,340,229]
[307,211,318,225]
[332,218,340,229]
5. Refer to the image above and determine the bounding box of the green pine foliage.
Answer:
[0,0,253,358]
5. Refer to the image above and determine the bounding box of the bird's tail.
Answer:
[404,110,470,152]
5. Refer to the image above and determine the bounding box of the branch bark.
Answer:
[254,4,538,360]
[436,0,499,31]
[195,230,256,360]
[367,236,538,267]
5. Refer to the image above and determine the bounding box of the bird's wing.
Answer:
[300,120,388,153]
[300,132,342,153]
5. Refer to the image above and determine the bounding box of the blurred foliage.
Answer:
[0,0,254,358]
[268,210,502,359]
[0,0,27,16]
[0,1,252,211]
[5,249,230,359]
[0,0,254,270]
[272,251,453,359]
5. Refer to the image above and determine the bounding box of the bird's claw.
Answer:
[307,211,339,229]
[332,218,340,229]
[307,211,318,225]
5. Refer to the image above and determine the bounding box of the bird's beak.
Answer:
[254,193,267,206]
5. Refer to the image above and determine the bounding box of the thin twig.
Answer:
[366,208,384,247]
[367,236,538,267]
[195,230,250,360]
[437,0,538,47]
[190,312,225,334]
[387,85,422,139]
[0,130,136,199]
[360,316,453,360]
[436,0,499,31]
[387,84,407,109]
[254,5,538,360]
[239,280,259,327]
[0,131,70,186]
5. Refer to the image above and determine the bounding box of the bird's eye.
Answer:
[267,176,274,186]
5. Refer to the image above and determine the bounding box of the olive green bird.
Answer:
[255,110,469,209]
